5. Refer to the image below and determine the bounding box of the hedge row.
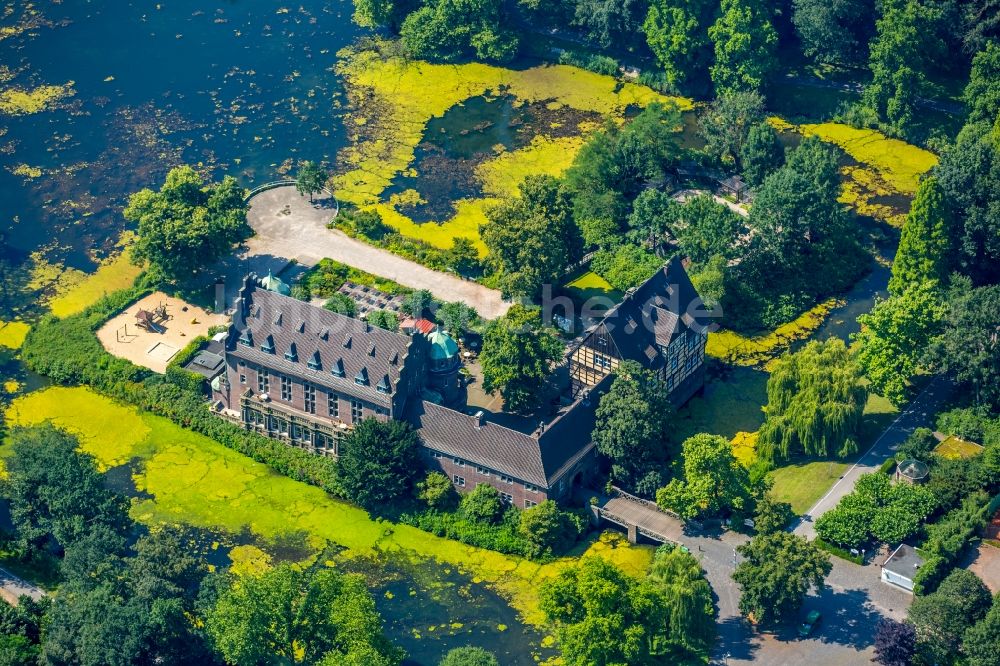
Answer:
[20,290,342,496]
[164,335,210,394]
[912,490,995,595]
[814,537,864,564]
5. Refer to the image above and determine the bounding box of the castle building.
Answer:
[213,259,710,506]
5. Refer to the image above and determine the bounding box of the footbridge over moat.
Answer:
[591,488,685,545]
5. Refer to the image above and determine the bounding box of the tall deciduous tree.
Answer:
[873,618,917,666]
[338,419,423,510]
[965,41,1000,124]
[740,121,785,187]
[963,595,1000,666]
[479,305,563,413]
[863,0,944,136]
[672,194,747,265]
[708,0,778,93]
[352,0,417,31]
[295,161,328,203]
[124,165,249,284]
[5,424,130,555]
[400,0,518,62]
[935,121,1000,286]
[656,433,753,519]
[854,280,947,405]
[481,175,582,299]
[642,0,715,89]
[792,0,875,66]
[204,565,401,665]
[928,281,1000,410]
[888,177,954,296]
[757,339,867,461]
[732,532,832,626]
[594,360,673,494]
[647,546,716,654]
[539,557,667,666]
[909,569,992,665]
[699,90,766,168]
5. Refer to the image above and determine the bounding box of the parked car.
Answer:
[798,610,822,638]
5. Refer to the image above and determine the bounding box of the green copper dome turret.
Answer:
[428,327,459,361]
[259,269,291,296]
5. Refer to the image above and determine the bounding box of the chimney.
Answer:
[473,410,484,429]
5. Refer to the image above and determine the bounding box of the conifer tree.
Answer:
[888,177,953,296]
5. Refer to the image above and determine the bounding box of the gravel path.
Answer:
[243,186,511,319]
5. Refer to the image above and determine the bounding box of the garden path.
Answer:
[243,186,511,319]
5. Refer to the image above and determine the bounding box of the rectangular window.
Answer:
[499,475,513,485]
[476,466,489,476]
[526,485,539,493]
[257,368,269,394]
[453,457,465,467]
[594,353,611,370]
[453,475,466,487]
[431,451,443,460]
[304,384,316,414]
[501,492,513,504]
[525,499,537,508]
[280,376,292,401]
[350,399,363,423]
[328,392,339,418]
[239,374,246,384]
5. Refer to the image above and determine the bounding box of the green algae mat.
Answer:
[5,386,654,626]
[334,47,693,253]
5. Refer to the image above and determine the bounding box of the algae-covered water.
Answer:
[1,0,359,277]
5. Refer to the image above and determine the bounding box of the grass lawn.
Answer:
[934,436,984,460]
[562,270,621,304]
[769,460,851,515]
[768,392,899,515]
[673,364,769,443]
[4,386,655,626]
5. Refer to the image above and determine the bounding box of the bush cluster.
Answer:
[556,49,620,76]
[913,491,995,595]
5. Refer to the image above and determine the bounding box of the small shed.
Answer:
[896,459,929,485]
[182,340,227,380]
[881,543,924,592]
[718,175,748,203]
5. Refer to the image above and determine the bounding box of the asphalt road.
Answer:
[0,566,45,606]
[793,376,954,539]
[241,186,512,319]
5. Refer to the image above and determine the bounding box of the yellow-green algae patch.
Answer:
[46,247,142,318]
[0,321,30,350]
[6,386,655,627]
[335,47,692,249]
[793,123,937,195]
[706,297,842,367]
[475,135,584,198]
[0,82,75,115]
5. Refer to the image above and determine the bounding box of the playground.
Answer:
[96,292,228,373]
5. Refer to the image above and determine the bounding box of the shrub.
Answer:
[164,336,209,394]
[460,484,505,525]
[557,49,620,76]
[519,500,586,554]
[439,646,499,666]
[417,472,458,510]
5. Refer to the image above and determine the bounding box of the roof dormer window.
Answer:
[297,320,305,333]
[307,350,321,371]
[343,336,352,349]
[239,329,253,347]
[261,334,275,354]
[331,358,345,378]
[355,367,369,386]
[376,374,391,394]
[369,344,376,358]
[284,342,298,362]
[273,312,282,326]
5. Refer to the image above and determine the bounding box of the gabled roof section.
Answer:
[227,277,415,407]
[408,401,548,487]
[580,257,711,368]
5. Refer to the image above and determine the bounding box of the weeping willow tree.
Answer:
[757,339,868,461]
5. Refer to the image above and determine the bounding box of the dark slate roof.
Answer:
[583,257,712,369]
[408,400,548,486]
[228,277,415,408]
[409,378,608,489]
[882,543,924,578]
[184,350,225,379]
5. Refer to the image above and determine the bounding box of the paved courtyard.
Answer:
[963,541,1000,594]
[240,186,511,319]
